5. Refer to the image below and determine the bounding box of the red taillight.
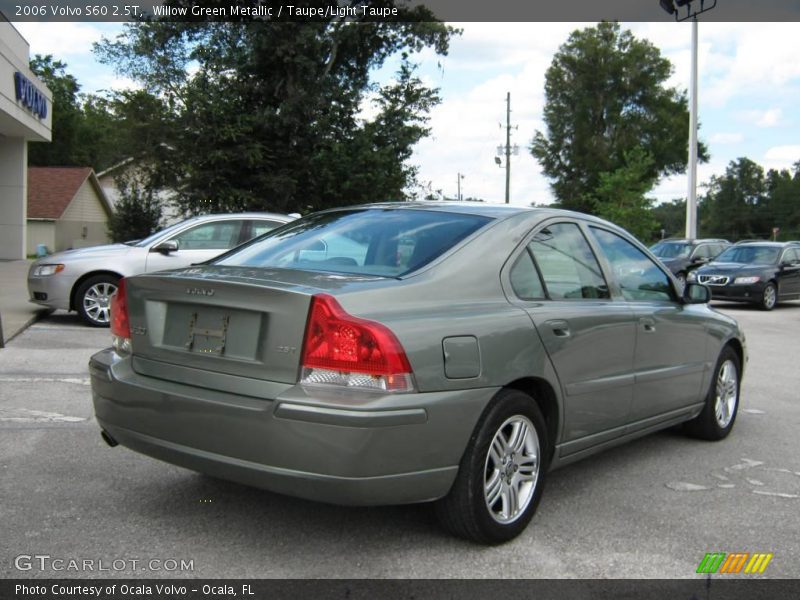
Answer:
[300,294,414,392]
[110,278,131,351]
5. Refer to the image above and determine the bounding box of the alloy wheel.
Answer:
[762,284,776,310]
[484,415,540,524]
[714,359,738,428]
[83,282,118,325]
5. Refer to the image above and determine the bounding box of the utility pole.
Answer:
[505,92,511,204]
[496,92,518,203]
[457,172,464,201]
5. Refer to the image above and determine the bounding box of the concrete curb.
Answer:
[0,308,53,348]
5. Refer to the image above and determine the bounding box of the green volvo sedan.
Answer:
[89,203,746,544]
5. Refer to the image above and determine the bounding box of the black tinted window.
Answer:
[591,228,674,302]
[651,242,692,259]
[716,245,780,264]
[693,245,713,259]
[216,209,491,277]
[529,223,609,300]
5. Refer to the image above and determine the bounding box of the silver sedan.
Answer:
[28,213,293,326]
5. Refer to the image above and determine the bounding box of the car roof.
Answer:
[330,201,534,219]
[733,241,792,248]
[180,212,294,223]
[317,201,627,226]
[657,238,729,244]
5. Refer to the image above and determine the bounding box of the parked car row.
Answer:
[687,241,800,310]
[649,238,730,285]
[88,203,746,544]
[650,238,800,310]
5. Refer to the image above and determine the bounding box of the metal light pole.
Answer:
[457,172,464,201]
[687,17,699,239]
[660,0,718,239]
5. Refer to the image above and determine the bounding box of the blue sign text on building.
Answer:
[14,72,47,120]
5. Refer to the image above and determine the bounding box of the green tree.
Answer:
[763,162,800,240]
[591,148,658,240]
[107,173,163,243]
[28,55,84,166]
[531,22,708,222]
[701,158,766,240]
[651,198,687,241]
[95,15,455,215]
[27,55,127,172]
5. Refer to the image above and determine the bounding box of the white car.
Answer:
[28,213,294,326]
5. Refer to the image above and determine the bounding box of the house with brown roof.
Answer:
[26,167,113,255]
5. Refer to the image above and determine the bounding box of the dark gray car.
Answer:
[89,203,746,544]
[650,238,730,285]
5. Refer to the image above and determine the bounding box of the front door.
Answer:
[588,226,708,429]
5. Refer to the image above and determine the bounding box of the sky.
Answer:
[11,20,800,207]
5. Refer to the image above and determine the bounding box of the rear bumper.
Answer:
[90,349,496,506]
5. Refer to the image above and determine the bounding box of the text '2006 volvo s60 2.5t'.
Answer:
[89,203,747,544]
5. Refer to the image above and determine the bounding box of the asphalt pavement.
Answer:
[0,303,798,579]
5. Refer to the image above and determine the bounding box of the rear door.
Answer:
[587,226,709,429]
[507,221,637,455]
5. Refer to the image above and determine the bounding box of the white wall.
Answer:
[0,23,52,259]
[0,139,27,259]
[26,219,55,255]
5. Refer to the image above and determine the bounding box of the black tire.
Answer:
[435,389,548,544]
[759,282,777,311]
[75,274,120,327]
[684,346,741,441]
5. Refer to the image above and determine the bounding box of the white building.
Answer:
[0,20,52,259]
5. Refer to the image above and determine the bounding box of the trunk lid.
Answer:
[124,265,383,386]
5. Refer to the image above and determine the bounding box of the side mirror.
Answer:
[692,256,709,264]
[683,282,711,304]
[151,240,178,254]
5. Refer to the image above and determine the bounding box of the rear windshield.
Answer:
[214,208,492,277]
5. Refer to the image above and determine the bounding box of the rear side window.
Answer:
[529,223,609,300]
[693,245,713,259]
[215,209,492,277]
[510,251,546,300]
[249,220,286,240]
